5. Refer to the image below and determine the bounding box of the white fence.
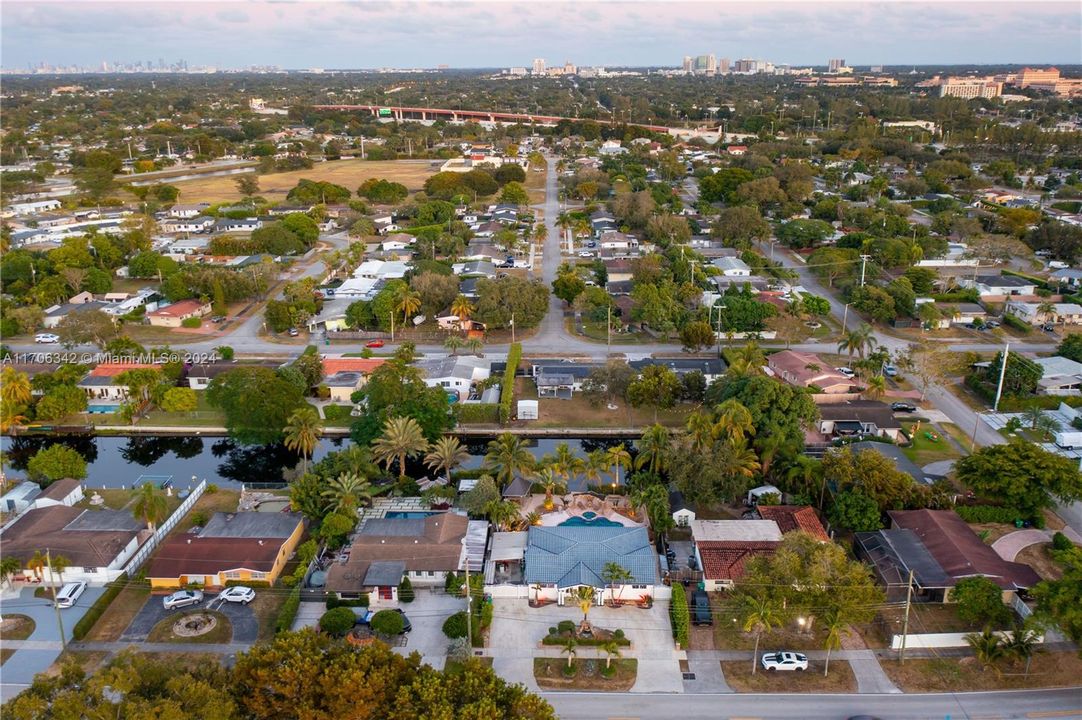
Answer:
[890,629,1044,650]
[484,585,530,599]
[123,480,207,575]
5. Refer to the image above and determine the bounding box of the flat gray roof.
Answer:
[200,511,303,538]
[64,509,143,532]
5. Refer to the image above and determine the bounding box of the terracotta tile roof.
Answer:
[756,505,829,541]
[89,363,157,377]
[148,299,207,318]
[321,358,387,376]
[697,541,779,582]
[147,536,285,579]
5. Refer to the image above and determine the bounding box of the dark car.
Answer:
[354,608,412,634]
[891,401,917,412]
[692,590,713,626]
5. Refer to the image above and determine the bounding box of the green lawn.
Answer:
[141,393,226,427]
[901,423,964,465]
[322,404,354,426]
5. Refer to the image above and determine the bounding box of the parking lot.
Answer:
[120,591,258,642]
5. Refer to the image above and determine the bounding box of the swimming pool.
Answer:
[384,511,439,519]
[559,512,623,527]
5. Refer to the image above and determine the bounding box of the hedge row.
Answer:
[275,585,301,634]
[72,573,132,641]
[457,403,500,424]
[670,583,689,649]
[326,594,370,609]
[1001,313,1032,334]
[225,579,272,588]
[498,342,522,424]
[954,504,1035,526]
[542,633,630,647]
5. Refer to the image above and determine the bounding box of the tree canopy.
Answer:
[954,441,1082,518]
[206,367,307,444]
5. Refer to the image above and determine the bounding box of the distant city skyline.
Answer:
[2,1,1080,70]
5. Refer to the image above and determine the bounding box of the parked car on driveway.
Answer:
[891,401,917,412]
[217,586,256,605]
[835,367,856,378]
[761,651,808,671]
[692,590,713,626]
[163,590,204,610]
[34,333,60,344]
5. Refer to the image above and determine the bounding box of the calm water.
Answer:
[0,434,626,490]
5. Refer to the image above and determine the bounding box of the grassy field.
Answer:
[164,159,437,204]
[250,590,289,643]
[902,422,965,465]
[721,660,856,693]
[533,658,637,691]
[880,652,1082,692]
[84,585,151,641]
[513,377,698,429]
[147,610,233,643]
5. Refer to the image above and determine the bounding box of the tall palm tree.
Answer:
[283,407,323,475]
[1003,621,1042,677]
[321,472,373,516]
[713,399,756,443]
[48,554,71,588]
[27,550,46,581]
[741,595,783,675]
[602,639,622,669]
[1,405,29,433]
[583,450,608,488]
[424,436,469,484]
[372,416,428,480]
[602,562,634,604]
[574,585,597,632]
[838,324,874,363]
[685,411,714,452]
[1,368,32,407]
[0,556,21,586]
[395,286,422,326]
[1037,301,1056,324]
[965,627,1006,673]
[755,433,793,481]
[443,335,464,356]
[131,482,169,530]
[483,498,521,531]
[605,444,632,487]
[561,635,578,669]
[635,424,670,474]
[821,608,847,676]
[534,223,548,244]
[484,433,535,488]
[1023,403,1047,430]
[535,466,565,510]
[719,439,761,494]
[733,341,766,369]
[631,483,673,533]
[786,455,825,508]
[552,442,584,483]
[864,374,887,401]
[465,338,484,357]
[451,295,474,326]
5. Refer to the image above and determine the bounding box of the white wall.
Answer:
[890,629,1043,650]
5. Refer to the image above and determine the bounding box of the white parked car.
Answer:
[761,651,808,672]
[162,589,204,610]
[217,586,256,605]
[578,251,594,258]
[835,367,856,378]
[35,333,60,344]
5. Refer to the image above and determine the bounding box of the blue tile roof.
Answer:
[524,526,659,588]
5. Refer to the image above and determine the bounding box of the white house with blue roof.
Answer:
[523,525,659,606]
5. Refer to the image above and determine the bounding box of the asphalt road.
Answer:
[542,687,1082,720]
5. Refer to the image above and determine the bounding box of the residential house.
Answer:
[754,505,830,540]
[961,274,1036,298]
[452,260,498,279]
[416,356,491,399]
[325,513,471,604]
[856,509,1042,603]
[629,358,726,385]
[167,237,211,255]
[186,360,283,390]
[147,511,306,589]
[1050,268,1082,289]
[215,218,263,233]
[599,231,639,252]
[1,505,149,584]
[168,203,211,218]
[531,362,602,399]
[320,357,387,401]
[603,259,634,283]
[818,400,903,441]
[0,482,43,514]
[691,519,782,591]
[524,526,658,606]
[354,259,410,280]
[713,256,752,277]
[1006,301,1082,326]
[381,233,415,252]
[1035,356,1082,395]
[767,350,853,394]
[162,216,215,234]
[10,199,62,215]
[78,363,157,412]
[42,299,112,329]
[146,299,211,328]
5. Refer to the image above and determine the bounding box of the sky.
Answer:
[2,1,1080,70]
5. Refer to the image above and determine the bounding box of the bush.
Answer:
[1002,313,1032,334]
[557,620,576,634]
[954,504,1039,526]
[398,576,414,603]
[670,583,689,648]
[498,342,521,424]
[443,611,469,639]
[445,571,463,594]
[319,607,356,636]
[480,599,493,629]
[224,579,271,588]
[72,574,131,640]
[275,585,301,634]
[457,403,500,424]
[180,316,203,328]
[326,594,369,609]
[369,609,404,636]
[1052,531,1074,551]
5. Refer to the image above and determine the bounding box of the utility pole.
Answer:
[607,305,611,352]
[899,568,914,664]
[391,311,395,343]
[46,548,66,649]
[993,342,1010,412]
[859,255,870,287]
[464,550,472,649]
[510,313,515,344]
[842,302,850,329]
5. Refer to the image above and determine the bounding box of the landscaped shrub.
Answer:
[1002,313,1032,334]
[398,576,415,603]
[480,599,493,629]
[457,403,500,424]
[275,585,301,634]
[319,607,356,636]
[498,342,521,424]
[181,317,203,328]
[224,579,271,588]
[326,594,369,609]
[72,574,131,640]
[954,504,1042,527]
[557,620,576,634]
[1052,531,1074,551]
[443,611,469,639]
[369,609,404,636]
[670,583,690,648]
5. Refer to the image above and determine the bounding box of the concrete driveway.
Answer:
[120,592,258,642]
[487,595,683,693]
[393,589,465,670]
[0,585,106,699]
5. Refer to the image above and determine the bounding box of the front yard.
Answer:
[880,651,1082,692]
[720,659,857,693]
[82,585,151,641]
[533,657,637,691]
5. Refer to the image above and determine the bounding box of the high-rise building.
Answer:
[532,58,545,75]
[719,57,730,74]
[1016,67,1061,87]
[938,77,1002,99]
[563,61,577,75]
[828,58,846,72]
[682,56,693,73]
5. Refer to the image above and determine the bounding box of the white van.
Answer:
[55,581,87,608]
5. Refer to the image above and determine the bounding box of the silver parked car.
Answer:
[163,589,204,610]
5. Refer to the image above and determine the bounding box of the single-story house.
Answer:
[524,526,658,606]
[168,203,211,218]
[1035,356,1082,395]
[713,256,752,277]
[1050,268,1082,289]
[856,509,1042,603]
[0,482,43,514]
[415,356,491,399]
[325,513,471,604]
[147,511,305,589]
[452,260,498,279]
[323,371,366,403]
[78,363,158,412]
[692,519,782,591]
[669,489,695,527]
[353,259,410,280]
[215,217,263,233]
[161,216,215,234]
[1006,301,1082,326]
[167,237,212,255]
[767,350,853,394]
[818,401,903,442]
[629,358,726,385]
[961,274,1036,298]
[754,505,829,541]
[146,299,211,328]
[484,530,528,585]
[1,505,149,584]
[42,299,113,328]
[532,362,602,399]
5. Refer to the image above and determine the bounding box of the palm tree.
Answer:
[0,556,21,586]
[1,405,29,433]
[424,436,469,484]
[786,455,826,508]
[1037,300,1056,325]
[47,554,71,588]
[561,635,578,669]
[534,223,548,244]
[465,337,484,357]
[524,510,541,527]
[395,286,422,326]
[631,483,673,533]
[583,450,608,488]
[838,324,874,363]
[604,444,632,487]
[0,368,32,407]
[755,433,793,481]
[574,585,597,633]
[713,399,756,443]
[483,432,535,488]
[27,551,46,581]
[741,595,783,675]
[451,295,474,326]
[283,407,323,475]
[131,482,169,530]
[602,562,634,604]
[1003,621,1042,677]
[965,627,1006,673]
[552,442,584,484]
[685,411,714,452]
[821,608,847,676]
[733,341,766,369]
[602,639,622,670]
[444,335,464,356]
[719,439,761,491]
[321,472,373,516]
[1023,403,1047,430]
[483,499,521,531]
[635,424,670,474]
[1035,412,1062,437]
[864,374,887,400]
[372,416,428,480]
[536,467,565,510]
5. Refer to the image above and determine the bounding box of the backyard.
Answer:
[513,377,696,429]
